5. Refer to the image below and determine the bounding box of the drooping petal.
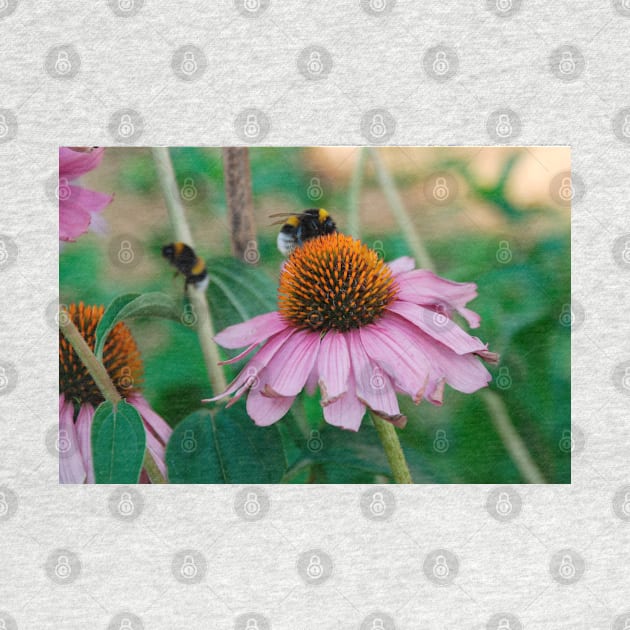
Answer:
[128,393,172,445]
[214,312,288,349]
[317,331,350,404]
[204,327,295,402]
[59,147,105,179]
[75,402,95,483]
[59,395,86,484]
[347,331,404,424]
[67,184,113,214]
[395,270,481,328]
[322,371,366,431]
[360,323,430,404]
[388,300,487,355]
[218,342,258,366]
[304,362,319,396]
[387,312,491,394]
[387,256,415,276]
[145,428,168,479]
[59,198,91,242]
[246,388,296,426]
[262,329,320,397]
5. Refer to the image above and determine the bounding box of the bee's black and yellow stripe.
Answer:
[162,242,208,289]
[277,208,337,256]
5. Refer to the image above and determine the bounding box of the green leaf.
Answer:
[94,292,180,359]
[91,400,146,483]
[166,402,286,483]
[207,257,278,334]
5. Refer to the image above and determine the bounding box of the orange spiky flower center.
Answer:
[59,303,143,406]
[278,233,398,332]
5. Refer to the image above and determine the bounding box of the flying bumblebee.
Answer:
[162,242,209,291]
[271,208,337,256]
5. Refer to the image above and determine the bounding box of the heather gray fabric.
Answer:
[0,1,628,628]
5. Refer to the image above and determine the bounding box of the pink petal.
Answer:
[304,363,319,396]
[387,256,415,275]
[360,323,430,404]
[317,331,350,404]
[262,330,320,396]
[68,184,113,214]
[59,396,86,484]
[145,428,168,479]
[396,270,481,328]
[323,371,366,431]
[387,313,491,394]
[218,342,258,366]
[347,331,403,422]
[388,300,486,355]
[75,403,95,483]
[246,388,296,426]
[59,147,105,179]
[205,327,295,402]
[214,312,288,349]
[128,393,172,445]
[59,198,91,242]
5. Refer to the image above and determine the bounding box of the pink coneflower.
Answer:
[59,147,113,242]
[59,303,171,483]
[207,233,498,431]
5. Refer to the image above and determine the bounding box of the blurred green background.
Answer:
[60,147,571,484]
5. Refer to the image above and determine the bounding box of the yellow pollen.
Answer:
[59,303,143,406]
[278,233,397,332]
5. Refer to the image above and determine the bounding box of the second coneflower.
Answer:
[206,233,498,431]
[59,303,172,483]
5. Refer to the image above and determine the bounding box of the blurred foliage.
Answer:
[61,147,570,484]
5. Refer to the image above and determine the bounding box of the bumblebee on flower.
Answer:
[206,232,498,431]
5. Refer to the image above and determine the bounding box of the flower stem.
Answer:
[371,412,413,484]
[59,309,166,484]
[347,148,367,239]
[367,147,434,271]
[143,451,166,484]
[152,147,228,396]
[222,147,258,261]
[481,390,547,484]
[59,311,121,404]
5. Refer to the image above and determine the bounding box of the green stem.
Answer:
[152,147,228,396]
[481,390,547,484]
[367,147,434,271]
[143,451,166,484]
[371,412,413,484]
[347,148,367,239]
[59,309,166,484]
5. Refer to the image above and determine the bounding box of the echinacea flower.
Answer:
[59,147,113,242]
[59,303,172,483]
[207,233,498,431]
